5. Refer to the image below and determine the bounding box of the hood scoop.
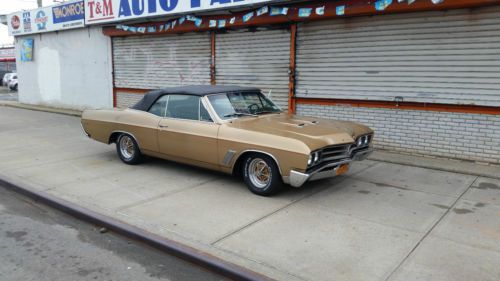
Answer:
[296,120,319,128]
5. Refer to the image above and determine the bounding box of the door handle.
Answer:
[159,125,168,128]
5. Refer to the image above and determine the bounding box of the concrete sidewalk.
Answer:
[1,106,499,281]
[0,86,18,102]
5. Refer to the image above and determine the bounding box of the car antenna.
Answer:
[267,89,272,99]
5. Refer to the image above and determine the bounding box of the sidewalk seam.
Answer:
[211,162,379,246]
[369,153,500,180]
[210,185,331,246]
[115,177,222,212]
[357,179,464,199]
[383,175,479,281]
[0,173,274,281]
[0,103,82,117]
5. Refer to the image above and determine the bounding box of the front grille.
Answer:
[307,134,373,172]
[320,144,353,162]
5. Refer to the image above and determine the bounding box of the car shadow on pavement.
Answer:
[127,154,345,198]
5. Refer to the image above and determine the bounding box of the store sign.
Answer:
[0,48,16,60]
[52,1,85,23]
[23,12,32,33]
[7,0,85,36]
[85,0,273,24]
[10,15,21,31]
[35,10,49,30]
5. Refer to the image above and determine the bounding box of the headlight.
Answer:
[356,134,372,147]
[308,151,321,167]
[357,137,364,147]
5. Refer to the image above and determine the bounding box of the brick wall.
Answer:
[297,104,500,164]
[116,92,143,108]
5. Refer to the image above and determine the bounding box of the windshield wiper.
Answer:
[223,112,257,118]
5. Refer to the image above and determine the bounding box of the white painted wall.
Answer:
[15,26,113,109]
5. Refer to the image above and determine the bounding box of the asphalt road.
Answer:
[0,86,18,101]
[0,185,225,281]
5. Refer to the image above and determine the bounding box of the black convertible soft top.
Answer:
[131,85,261,111]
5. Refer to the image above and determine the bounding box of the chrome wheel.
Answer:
[119,135,135,160]
[248,158,272,189]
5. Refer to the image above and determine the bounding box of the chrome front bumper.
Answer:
[283,148,373,188]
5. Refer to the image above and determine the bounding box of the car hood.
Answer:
[227,113,373,150]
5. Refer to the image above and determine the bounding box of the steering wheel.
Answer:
[247,103,260,114]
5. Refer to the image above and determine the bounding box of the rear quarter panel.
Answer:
[81,109,160,152]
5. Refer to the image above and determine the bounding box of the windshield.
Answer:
[207,91,281,119]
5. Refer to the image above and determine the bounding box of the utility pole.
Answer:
[37,0,42,7]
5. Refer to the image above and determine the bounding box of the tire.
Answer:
[242,153,283,196]
[116,133,142,165]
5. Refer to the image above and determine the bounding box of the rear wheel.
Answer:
[243,154,283,196]
[116,134,142,164]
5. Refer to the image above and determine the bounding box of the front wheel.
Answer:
[116,133,142,165]
[243,154,283,196]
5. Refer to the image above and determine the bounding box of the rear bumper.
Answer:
[282,148,373,188]
[80,122,90,137]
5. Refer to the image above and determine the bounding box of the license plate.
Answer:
[336,164,350,176]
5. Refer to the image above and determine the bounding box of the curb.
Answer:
[368,150,500,180]
[0,102,82,117]
[0,174,272,281]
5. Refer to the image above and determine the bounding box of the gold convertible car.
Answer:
[81,85,374,196]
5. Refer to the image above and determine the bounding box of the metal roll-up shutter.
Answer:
[296,7,500,106]
[113,33,211,107]
[215,29,290,109]
[0,61,16,73]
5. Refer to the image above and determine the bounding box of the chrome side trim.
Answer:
[222,150,236,166]
[234,149,283,176]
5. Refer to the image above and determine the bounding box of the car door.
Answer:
[157,95,220,169]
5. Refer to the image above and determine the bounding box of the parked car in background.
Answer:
[8,75,18,91]
[2,72,16,87]
[81,85,374,196]
[0,71,9,83]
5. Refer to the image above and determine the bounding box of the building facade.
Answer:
[15,27,113,109]
[7,0,500,164]
[104,1,500,164]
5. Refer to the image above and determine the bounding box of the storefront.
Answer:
[112,32,212,107]
[99,0,500,164]
[294,6,500,163]
[112,27,291,108]
[295,7,500,106]
[6,0,500,164]
[0,47,16,79]
[215,28,291,109]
